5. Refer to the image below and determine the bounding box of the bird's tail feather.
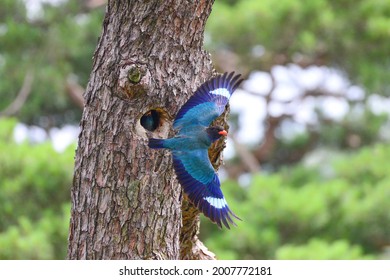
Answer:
[148,138,165,149]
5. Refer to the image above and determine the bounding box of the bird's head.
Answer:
[206,125,228,142]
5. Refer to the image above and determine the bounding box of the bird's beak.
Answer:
[218,130,228,136]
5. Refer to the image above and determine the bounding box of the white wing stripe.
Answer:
[204,196,228,209]
[210,88,230,99]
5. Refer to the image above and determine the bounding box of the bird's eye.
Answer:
[141,110,160,132]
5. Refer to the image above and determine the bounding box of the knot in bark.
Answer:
[117,63,150,101]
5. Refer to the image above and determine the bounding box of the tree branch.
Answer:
[0,71,34,117]
[65,77,85,109]
[231,135,261,173]
[83,0,107,9]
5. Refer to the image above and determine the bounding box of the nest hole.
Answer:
[141,107,171,132]
[141,110,160,132]
[139,108,171,139]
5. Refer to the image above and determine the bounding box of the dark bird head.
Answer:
[141,110,160,132]
[206,125,228,142]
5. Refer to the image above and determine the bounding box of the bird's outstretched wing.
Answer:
[173,72,243,130]
[172,149,240,229]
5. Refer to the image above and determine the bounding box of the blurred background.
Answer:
[0,0,389,259]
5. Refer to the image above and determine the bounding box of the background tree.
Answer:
[0,0,104,126]
[67,0,222,260]
[207,0,390,94]
[205,0,390,174]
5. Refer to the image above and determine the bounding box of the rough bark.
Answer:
[67,0,219,260]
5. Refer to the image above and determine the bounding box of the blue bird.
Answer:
[148,72,243,228]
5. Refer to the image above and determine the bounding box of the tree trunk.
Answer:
[67,0,218,260]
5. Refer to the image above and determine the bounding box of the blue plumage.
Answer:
[174,72,242,129]
[148,72,243,229]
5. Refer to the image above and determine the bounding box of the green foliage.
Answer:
[319,111,388,148]
[201,143,390,259]
[206,0,390,93]
[0,0,104,125]
[276,239,372,260]
[0,117,17,141]
[0,206,70,259]
[0,118,73,259]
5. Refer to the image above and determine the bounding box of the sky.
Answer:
[24,0,66,19]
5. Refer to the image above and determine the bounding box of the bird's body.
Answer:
[151,126,212,150]
[148,72,243,228]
